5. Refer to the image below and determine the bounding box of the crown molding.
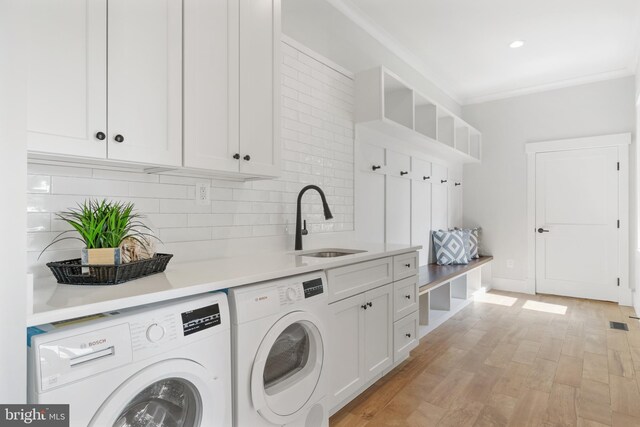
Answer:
[323,0,462,105]
[463,68,636,106]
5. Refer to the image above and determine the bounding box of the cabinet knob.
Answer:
[441,179,447,184]
[400,171,409,176]
[361,304,368,310]
[372,165,381,171]
[423,176,430,180]
[405,294,411,300]
[367,301,373,308]
[95,131,106,141]
[405,333,412,338]
[455,182,462,186]
[114,134,124,143]
[233,153,240,160]
[405,263,411,268]
[243,155,251,161]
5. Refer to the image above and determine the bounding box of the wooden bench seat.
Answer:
[418,256,493,294]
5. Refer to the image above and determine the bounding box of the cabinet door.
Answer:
[364,284,393,381]
[386,176,411,245]
[239,0,280,177]
[27,0,106,159]
[107,0,182,167]
[355,170,385,244]
[411,179,431,266]
[183,0,239,172]
[448,170,463,228]
[328,293,366,409]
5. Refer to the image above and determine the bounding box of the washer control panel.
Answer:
[278,284,304,305]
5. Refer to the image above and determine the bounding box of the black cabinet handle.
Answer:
[455,182,461,186]
[423,176,430,180]
[367,302,373,308]
[537,228,550,233]
[400,171,409,176]
[405,333,412,338]
[95,132,106,141]
[441,179,447,184]
[243,155,251,161]
[114,134,124,143]
[405,263,411,268]
[361,304,368,310]
[233,153,240,159]
[372,165,381,171]
[405,294,411,300]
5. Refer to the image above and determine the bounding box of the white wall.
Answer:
[28,40,356,277]
[462,77,636,294]
[282,0,461,115]
[0,0,27,402]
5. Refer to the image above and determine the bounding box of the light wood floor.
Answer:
[329,290,640,427]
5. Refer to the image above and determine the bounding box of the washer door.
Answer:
[89,359,220,427]
[251,311,325,425]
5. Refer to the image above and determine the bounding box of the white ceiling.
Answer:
[328,0,640,104]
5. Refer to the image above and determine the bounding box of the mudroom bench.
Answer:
[418,256,493,337]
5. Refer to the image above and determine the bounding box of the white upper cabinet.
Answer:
[183,0,239,173]
[107,0,182,167]
[27,0,107,159]
[239,0,280,177]
[183,0,280,178]
[27,0,181,167]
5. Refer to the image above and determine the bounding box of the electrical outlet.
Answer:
[195,183,211,206]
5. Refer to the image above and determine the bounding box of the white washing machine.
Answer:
[27,293,231,427]
[229,272,329,427]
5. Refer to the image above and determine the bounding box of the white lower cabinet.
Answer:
[328,253,420,413]
[328,283,393,410]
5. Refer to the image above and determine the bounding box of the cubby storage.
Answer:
[470,131,482,161]
[355,66,481,164]
[455,124,470,154]
[437,113,455,148]
[414,94,437,139]
[383,72,414,129]
[417,257,493,338]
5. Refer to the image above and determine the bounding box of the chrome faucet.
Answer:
[295,185,333,250]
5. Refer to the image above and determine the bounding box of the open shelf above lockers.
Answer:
[355,66,481,163]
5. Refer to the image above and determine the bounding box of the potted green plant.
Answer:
[41,200,156,265]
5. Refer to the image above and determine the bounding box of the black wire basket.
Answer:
[46,253,173,285]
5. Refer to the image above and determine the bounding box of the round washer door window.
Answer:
[113,378,198,427]
[89,360,221,427]
[251,312,325,425]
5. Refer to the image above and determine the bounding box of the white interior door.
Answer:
[535,147,619,301]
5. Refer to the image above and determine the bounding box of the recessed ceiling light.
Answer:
[509,40,525,49]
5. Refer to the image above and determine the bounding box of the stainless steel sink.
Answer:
[298,249,366,258]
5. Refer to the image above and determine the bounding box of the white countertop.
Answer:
[29,243,420,326]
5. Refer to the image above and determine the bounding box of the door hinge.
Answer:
[617,220,620,229]
[617,278,620,287]
[617,162,620,171]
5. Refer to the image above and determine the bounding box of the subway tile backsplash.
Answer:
[27,40,355,277]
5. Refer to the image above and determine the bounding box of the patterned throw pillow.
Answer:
[432,230,470,265]
[450,227,481,259]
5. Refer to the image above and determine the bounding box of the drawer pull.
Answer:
[361,304,368,310]
[404,263,411,268]
[405,294,411,300]
[405,333,412,338]
[367,301,373,308]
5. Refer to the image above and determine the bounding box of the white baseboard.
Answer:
[491,277,532,294]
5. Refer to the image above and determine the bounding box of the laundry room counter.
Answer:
[28,243,420,326]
